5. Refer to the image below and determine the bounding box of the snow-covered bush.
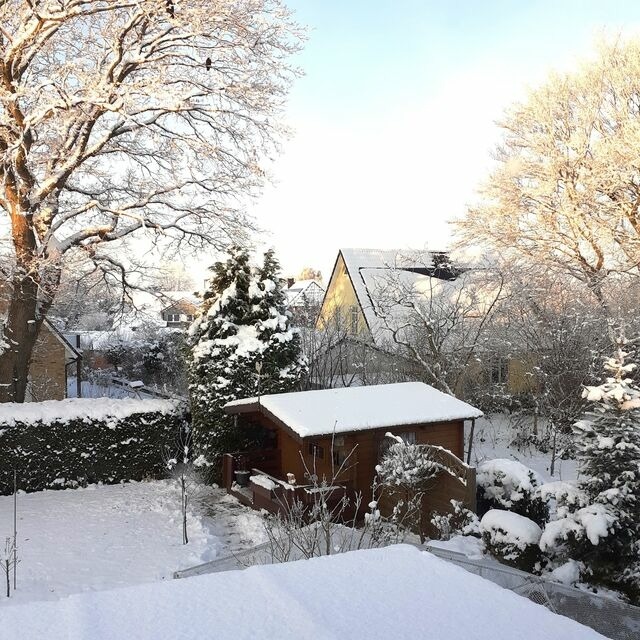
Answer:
[539,503,616,555]
[431,499,480,540]
[481,509,542,572]
[476,459,548,526]
[375,435,444,491]
[0,398,186,494]
[188,248,306,474]
[536,481,586,520]
[375,435,447,541]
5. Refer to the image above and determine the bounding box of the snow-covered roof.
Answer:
[338,248,463,342]
[285,279,325,307]
[1,545,605,640]
[115,290,201,330]
[225,381,483,438]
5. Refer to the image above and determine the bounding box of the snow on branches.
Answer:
[187,247,306,470]
[0,0,303,400]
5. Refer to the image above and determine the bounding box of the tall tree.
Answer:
[0,0,302,400]
[456,38,640,318]
[188,248,305,470]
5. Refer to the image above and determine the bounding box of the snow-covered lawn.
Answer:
[0,481,266,605]
[468,414,579,482]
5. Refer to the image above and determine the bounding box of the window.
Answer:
[490,357,509,385]
[402,431,416,444]
[332,450,347,467]
[166,313,181,323]
[308,442,324,459]
[349,305,359,334]
[186,314,195,322]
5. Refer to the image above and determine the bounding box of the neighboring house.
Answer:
[315,248,534,397]
[318,248,459,341]
[222,381,481,534]
[0,286,81,402]
[284,279,325,308]
[26,320,81,402]
[160,296,199,328]
[284,279,325,327]
[119,290,201,331]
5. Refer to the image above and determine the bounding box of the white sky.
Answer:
[188,2,640,285]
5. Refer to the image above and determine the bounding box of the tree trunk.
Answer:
[0,276,41,402]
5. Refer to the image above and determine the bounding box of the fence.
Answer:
[425,545,640,640]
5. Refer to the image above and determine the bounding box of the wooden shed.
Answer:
[223,382,482,530]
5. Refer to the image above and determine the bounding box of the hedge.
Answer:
[0,398,187,494]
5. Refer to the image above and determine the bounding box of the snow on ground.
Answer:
[0,545,606,640]
[427,534,486,558]
[0,481,266,605]
[468,413,579,482]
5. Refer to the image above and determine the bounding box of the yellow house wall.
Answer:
[316,253,368,336]
[507,356,537,394]
[28,324,67,401]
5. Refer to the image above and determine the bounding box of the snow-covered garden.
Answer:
[0,481,266,605]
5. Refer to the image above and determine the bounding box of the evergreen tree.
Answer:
[572,339,640,600]
[187,247,306,474]
[252,249,307,395]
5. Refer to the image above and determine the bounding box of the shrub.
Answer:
[0,398,186,494]
[476,458,548,526]
[431,499,480,540]
[481,509,542,572]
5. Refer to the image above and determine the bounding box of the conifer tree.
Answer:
[572,339,640,599]
[252,249,307,395]
[187,248,306,473]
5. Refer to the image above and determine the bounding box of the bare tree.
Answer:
[261,443,418,562]
[0,0,303,400]
[455,37,640,320]
[301,310,412,390]
[372,257,506,396]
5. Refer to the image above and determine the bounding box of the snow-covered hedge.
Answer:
[481,509,542,572]
[0,398,186,494]
[476,459,548,526]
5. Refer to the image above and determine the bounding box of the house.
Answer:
[119,290,201,331]
[284,279,325,308]
[284,279,325,327]
[27,320,82,402]
[0,288,81,402]
[159,295,199,328]
[222,381,482,533]
[316,248,535,396]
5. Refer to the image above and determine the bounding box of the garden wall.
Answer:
[0,398,187,494]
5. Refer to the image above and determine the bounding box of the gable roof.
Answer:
[285,279,325,307]
[225,381,482,439]
[337,248,462,341]
[115,290,201,329]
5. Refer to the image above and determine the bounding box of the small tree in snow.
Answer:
[568,339,640,600]
[375,434,445,541]
[188,248,305,473]
[0,537,18,598]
